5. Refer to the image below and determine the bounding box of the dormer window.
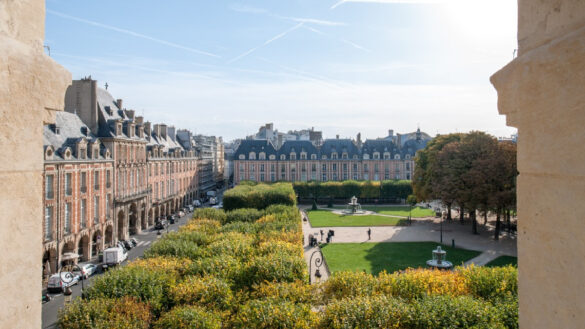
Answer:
[116,123,122,136]
[373,152,380,160]
[363,154,370,160]
[300,152,307,160]
[384,152,390,159]
[290,153,296,160]
[64,148,71,160]
[311,154,317,160]
[353,155,358,159]
[239,154,245,160]
[280,154,286,160]
[259,152,266,160]
[322,155,327,159]
[331,152,338,159]
[249,152,256,160]
[405,154,411,160]
[342,153,348,159]
[45,147,54,160]
[269,155,276,160]
[394,154,401,160]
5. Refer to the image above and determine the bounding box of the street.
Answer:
[41,210,193,329]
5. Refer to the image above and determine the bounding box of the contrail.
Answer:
[303,25,371,53]
[331,0,445,9]
[227,22,304,64]
[47,10,220,58]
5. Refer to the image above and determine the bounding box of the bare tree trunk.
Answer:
[483,206,488,226]
[472,209,478,235]
[459,204,465,224]
[506,209,511,234]
[447,203,452,221]
[494,208,501,240]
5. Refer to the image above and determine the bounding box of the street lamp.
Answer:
[59,264,85,302]
[309,250,324,284]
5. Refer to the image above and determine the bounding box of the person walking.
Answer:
[367,228,372,240]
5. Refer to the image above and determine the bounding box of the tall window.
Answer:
[44,206,53,240]
[94,196,99,221]
[80,172,87,193]
[80,199,87,228]
[94,171,99,190]
[45,174,54,199]
[65,202,71,234]
[65,173,72,196]
[106,194,111,218]
[322,164,327,172]
[106,170,111,188]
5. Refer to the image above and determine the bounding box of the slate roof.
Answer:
[277,141,318,159]
[234,140,277,159]
[43,112,108,161]
[320,139,360,159]
[362,139,399,158]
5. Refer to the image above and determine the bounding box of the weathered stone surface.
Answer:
[0,0,71,328]
[492,1,585,328]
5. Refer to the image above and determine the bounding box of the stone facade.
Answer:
[491,1,585,328]
[0,0,71,327]
[234,130,428,184]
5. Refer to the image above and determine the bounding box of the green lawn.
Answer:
[321,242,482,275]
[307,210,406,227]
[332,205,435,217]
[485,255,517,267]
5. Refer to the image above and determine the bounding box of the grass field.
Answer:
[485,255,517,267]
[307,210,406,227]
[332,205,435,217]
[321,241,482,275]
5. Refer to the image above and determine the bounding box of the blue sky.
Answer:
[45,0,517,141]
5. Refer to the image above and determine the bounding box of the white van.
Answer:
[103,246,127,266]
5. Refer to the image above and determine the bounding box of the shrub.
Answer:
[163,230,215,246]
[144,238,206,261]
[205,232,255,259]
[225,208,264,224]
[219,221,260,234]
[170,276,234,310]
[232,299,317,329]
[411,295,505,329]
[257,231,303,245]
[180,218,221,234]
[127,257,192,279]
[189,255,244,283]
[153,305,223,329]
[495,295,519,329]
[58,297,151,329]
[250,281,317,304]
[378,268,469,300]
[322,271,378,301]
[223,183,296,211]
[84,266,174,315]
[257,240,303,258]
[241,253,308,286]
[264,204,301,222]
[459,265,518,301]
[192,208,227,222]
[321,295,411,329]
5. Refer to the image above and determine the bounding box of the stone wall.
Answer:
[491,1,585,328]
[0,0,71,327]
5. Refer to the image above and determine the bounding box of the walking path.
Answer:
[300,207,517,282]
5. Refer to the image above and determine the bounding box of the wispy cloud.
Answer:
[331,0,445,9]
[47,10,220,58]
[302,25,371,52]
[229,3,345,26]
[227,22,304,64]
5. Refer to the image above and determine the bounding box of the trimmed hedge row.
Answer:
[223,183,296,211]
[293,180,413,200]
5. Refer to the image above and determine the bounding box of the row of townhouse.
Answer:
[42,78,223,276]
[233,130,429,184]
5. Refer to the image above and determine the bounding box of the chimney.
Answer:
[135,116,144,124]
[160,124,168,140]
[357,132,362,147]
[336,134,339,139]
[116,99,123,110]
[168,126,176,141]
[125,109,135,121]
[153,124,161,138]
[144,122,151,137]
[396,133,402,148]
[388,129,394,137]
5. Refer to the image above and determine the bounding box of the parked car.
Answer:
[123,240,133,250]
[167,215,176,224]
[209,197,218,205]
[178,210,185,217]
[117,241,128,252]
[155,220,168,230]
[103,246,128,267]
[130,237,138,247]
[187,205,194,212]
[47,272,79,293]
[73,263,98,279]
[193,200,202,207]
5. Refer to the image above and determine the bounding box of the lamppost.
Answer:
[59,264,85,303]
[309,250,324,284]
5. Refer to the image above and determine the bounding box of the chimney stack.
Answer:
[388,129,394,137]
[125,109,135,121]
[116,99,123,109]
[336,134,339,139]
[160,124,168,140]
[144,122,151,137]
[135,116,144,124]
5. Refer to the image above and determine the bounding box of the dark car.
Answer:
[155,220,167,230]
[123,240,133,250]
[167,215,176,224]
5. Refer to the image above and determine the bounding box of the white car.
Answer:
[209,197,218,205]
[73,263,98,279]
[47,272,79,293]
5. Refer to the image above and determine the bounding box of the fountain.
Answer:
[331,196,374,216]
[347,196,361,214]
[426,246,453,269]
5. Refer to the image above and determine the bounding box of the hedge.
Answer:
[58,297,151,329]
[223,183,296,211]
[293,180,413,200]
[153,305,223,329]
[232,299,317,329]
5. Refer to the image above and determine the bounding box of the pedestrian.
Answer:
[367,228,371,240]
